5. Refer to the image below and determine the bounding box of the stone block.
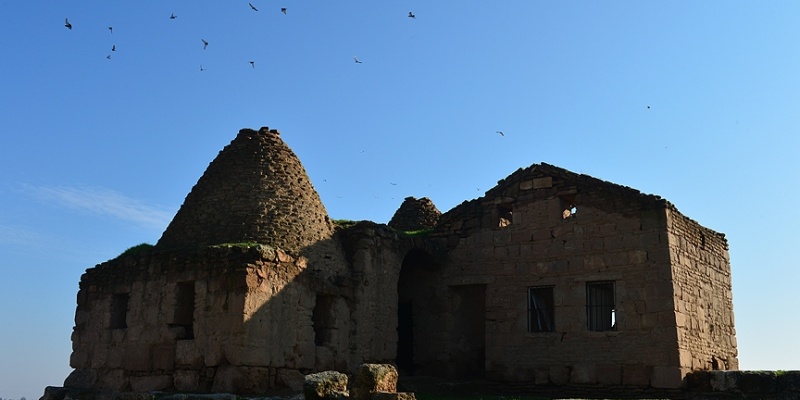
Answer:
[534,367,549,384]
[315,346,336,371]
[304,370,349,400]
[533,177,553,189]
[123,345,151,371]
[371,392,416,400]
[351,363,398,400]
[736,371,777,394]
[622,364,650,386]
[549,366,570,386]
[596,363,621,385]
[174,369,200,392]
[129,375,172,392]
[684,370,712,392]
[211,365,243,393]
[176,340,202,367]
[69,351,89,370]
[40,386,70,400]
[570,363,596,384]
[628,250,648,264]
[277,368,306,392]
[64,368,97,388]
[97,369,126,391]
[651,366,684,389]
[153,344,176,371]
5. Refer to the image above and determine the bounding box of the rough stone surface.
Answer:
[157,127,335,254]
[303,371,349,400]
[277,369,306,392]
[370,393,415,400]
[350,364,398,400]
[388,197,441,232]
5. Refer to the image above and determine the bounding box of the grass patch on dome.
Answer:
[117,243,154,258]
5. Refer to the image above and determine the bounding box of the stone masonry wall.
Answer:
[433,163,687,388]
[666,207,738,374]
[69,246,252,392]
[68,244,341,395]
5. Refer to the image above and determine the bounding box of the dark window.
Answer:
[313,294,336,346]
[586,281,616,331]
[498,204,513,227]
[528,286,554,332]
[174,282,195,339]
[110,293,129,329]
[559,194,577,219]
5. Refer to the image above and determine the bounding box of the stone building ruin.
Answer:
[63,127,737,396]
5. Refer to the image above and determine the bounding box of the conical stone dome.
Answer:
[388,196,441,231]
[157,127,334,254]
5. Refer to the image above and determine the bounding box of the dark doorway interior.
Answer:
[451,284,486,378]
[396,300,414,374]
[396,248,437,376]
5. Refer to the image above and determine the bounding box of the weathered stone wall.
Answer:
[68,244,356,395]
[69,246,255,392]
[666,208,738,374]
[336,222,444,372]
[432,163,687,388]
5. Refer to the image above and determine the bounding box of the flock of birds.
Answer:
[63,4,417,69]
[63,4,513,151]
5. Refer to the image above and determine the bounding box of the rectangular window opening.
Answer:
[528,286,554,332]
[559,193,577,219]
[586,281,615,331]
[313,294,336,346]
[497,204,513,228]
[110,293,129,329]
[173,281,195,340]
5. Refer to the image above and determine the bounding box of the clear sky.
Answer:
[1,1,799,398]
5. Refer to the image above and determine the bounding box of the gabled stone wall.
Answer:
[427,163,723,389]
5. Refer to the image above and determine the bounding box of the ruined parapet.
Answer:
[157,127,335,254]
[388,197,441,232]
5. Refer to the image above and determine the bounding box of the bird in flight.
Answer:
[249,61,255,68]
[281,7,287,14]
[111,45,116,52]
[202,39,209,49]
[170,12,177,20]
[496,131,504,136]
[200,65,205,71]
[64,18,72,30]
[108,26,113,33]
[106,55,111,60]
[353,56,362,64]
[408,11,416,19]
[248,3,258,11]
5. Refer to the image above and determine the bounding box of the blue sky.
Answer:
[1,1,799,398]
